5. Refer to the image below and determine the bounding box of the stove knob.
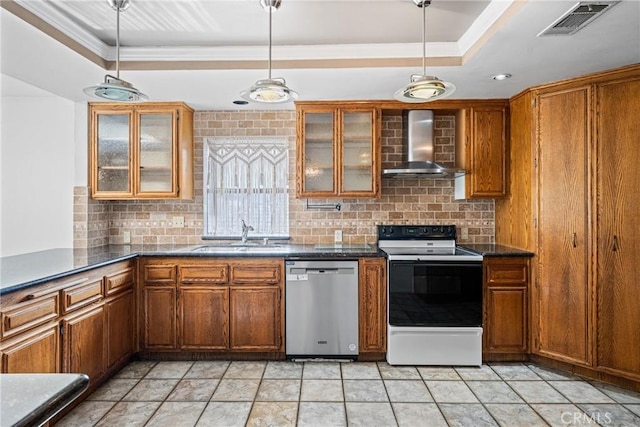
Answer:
[380,227,386,235]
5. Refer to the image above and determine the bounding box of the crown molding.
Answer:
[6,0,516,70]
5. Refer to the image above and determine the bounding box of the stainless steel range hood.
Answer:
[382,110,465,178]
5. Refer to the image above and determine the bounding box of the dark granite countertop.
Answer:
[0,243,383,295]
[460,244,534,257]
[0,373,89,427]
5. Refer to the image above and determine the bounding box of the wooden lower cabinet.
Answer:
[1,323,60,373]
[179,287,228,350]
[483,257,529,360]
[105,289,135,368]
[142,286,177,350]
[230,287,281,351]
[140,257,284,353]
[358,257,387,355]
[62,305,106,385]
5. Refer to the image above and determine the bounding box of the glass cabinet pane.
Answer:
[139,113,173,193]
[342,112,373,192]
[97,114,130,192]
[304,112,334,192]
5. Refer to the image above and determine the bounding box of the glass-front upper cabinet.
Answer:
[296,103,380,198]
[138,112,174,193]
[95,113,132,193]
[89,102,194,200]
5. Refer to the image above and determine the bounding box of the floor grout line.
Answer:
[59,361,640,427]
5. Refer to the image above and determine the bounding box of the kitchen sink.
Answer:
[190,243,290,254]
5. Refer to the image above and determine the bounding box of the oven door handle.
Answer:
[387,255,483,263]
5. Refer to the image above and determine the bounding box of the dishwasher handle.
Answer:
[288,267,355,275]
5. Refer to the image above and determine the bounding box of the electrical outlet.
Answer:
[460,227,469,241]
[334,230,343,243]
[172,216,185,228]
[123,231,131,244]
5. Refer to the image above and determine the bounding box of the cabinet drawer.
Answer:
[486,260,528,285]
[105,267,135,296]
[144,265,177,285]
[1,294,59,341]
[231,263,282,284]
[180,265,229,284]
[61,279,103,314]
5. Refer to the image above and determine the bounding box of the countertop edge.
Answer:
[1,246,384,295]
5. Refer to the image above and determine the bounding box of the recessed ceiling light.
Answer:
[233,100,249,105]
[492,74,512,81]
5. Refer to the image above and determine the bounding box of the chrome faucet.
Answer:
[241,220,254,245]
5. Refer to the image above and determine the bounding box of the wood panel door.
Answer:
[535,86,592,366]
[142,287,177,350]
[229,287,282,351]
[469,107,507,197]
[179,287,229,350]
[105,289,135,368]
[595,76,640,380]
[62,305,106,384]
[1,323,60,373]
[358,258,387,354]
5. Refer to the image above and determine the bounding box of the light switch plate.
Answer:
[334,230,343,243]
[123,231,131,244]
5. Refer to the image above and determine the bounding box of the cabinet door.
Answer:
[340,109,378,196]
[62,305,106,385]
[106,289,135,368]
[229,287,281,351]
[142,287,177,350]
[468,107,507,197]
[91,110,133,197]
[297,109,336,196]
[358,258,387,353]
[1,323,60,373]
[179,287,229,350]
[536,86,592,366]
[137,110,177,197]
[595,76,640,380]
[484,287,527,354]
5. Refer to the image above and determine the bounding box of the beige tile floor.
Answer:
[56,360,640,427]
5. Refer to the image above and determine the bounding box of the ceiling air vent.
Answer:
[538,1,619,36]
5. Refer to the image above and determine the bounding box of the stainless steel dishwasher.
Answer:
[285,260,359,358]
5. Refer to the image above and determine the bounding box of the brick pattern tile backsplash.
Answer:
[74,111,494,247]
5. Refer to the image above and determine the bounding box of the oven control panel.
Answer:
[378,225,456,240]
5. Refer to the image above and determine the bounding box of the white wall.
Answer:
[1,96,76,256]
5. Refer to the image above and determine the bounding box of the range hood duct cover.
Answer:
[382,110,464,178]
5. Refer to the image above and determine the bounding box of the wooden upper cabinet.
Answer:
[455,106,508,199]
[296,103,381,198]
[89,102,194,200]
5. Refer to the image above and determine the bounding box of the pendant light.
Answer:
[394,0,455,103]
[83,0,148,102]
[241,0,298,103]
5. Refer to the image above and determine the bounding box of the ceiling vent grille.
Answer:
[538,1,619,36]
